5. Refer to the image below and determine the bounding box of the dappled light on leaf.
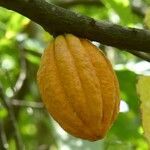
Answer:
[137,76,150,146]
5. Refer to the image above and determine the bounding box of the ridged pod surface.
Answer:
[37,34,120,141]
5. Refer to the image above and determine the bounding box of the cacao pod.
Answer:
[37,34,120,141]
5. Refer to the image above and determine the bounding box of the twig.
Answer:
[4,69,16,94]
[11,99,44,109]
[3,44,27,99]
[130,0,146,17]
[127,50,150,62]
[12,44,27,98]
[0,121,8,150]
[0,0,150,54]
[0,86,24,150]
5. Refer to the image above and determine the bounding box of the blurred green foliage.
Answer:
[0,0,150,149]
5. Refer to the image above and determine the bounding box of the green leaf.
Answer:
[0,105,8,119]
[109,70,141,141]
[103,0,141,25]
[137,76,150,146]
[26,53,40,65]
[116,70,138,112]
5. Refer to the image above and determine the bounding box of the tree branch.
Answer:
[0,0,150,53]
[53,0,104,8]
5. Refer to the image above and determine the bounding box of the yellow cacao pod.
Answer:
[37,34,120,141]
